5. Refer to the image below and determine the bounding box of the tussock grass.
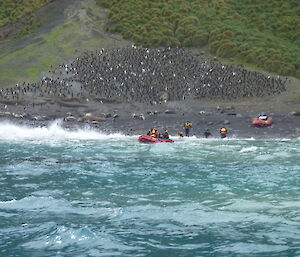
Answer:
[97,0,300,78]
[0,0,49,27]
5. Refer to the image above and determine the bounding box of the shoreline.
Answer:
[1,101,300,140]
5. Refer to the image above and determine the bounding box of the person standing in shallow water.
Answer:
[184,122,192,137]
[204,129,212,138]
[178,131,184,137]
[162,129,169,139]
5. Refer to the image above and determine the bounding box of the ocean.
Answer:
[0,121,299,257]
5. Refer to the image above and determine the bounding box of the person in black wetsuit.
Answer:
[204,129,212,138]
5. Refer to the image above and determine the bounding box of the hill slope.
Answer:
[97,0,300,78]
[0,0,49,27]
[0,0,299,90]
[0,0,130,87]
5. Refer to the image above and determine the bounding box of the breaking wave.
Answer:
[0,120,127,142]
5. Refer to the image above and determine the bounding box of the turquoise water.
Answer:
[0,121,300,257]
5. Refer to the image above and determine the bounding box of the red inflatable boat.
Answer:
[252,117,273,127]
[138,134,174,143]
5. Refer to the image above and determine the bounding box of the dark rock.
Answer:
[78,114,106,122]
[289,111,300,116]
[165,109,176,114]
[64,116,77,122]
[104,113,112,118]
[32,115,47,121]
[12,113,24,118]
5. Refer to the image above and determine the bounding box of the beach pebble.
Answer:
[223,120,230,125]
[159,92,169,101]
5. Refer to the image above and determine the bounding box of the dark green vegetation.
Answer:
[0,0,50,37]
[97,0,300,78]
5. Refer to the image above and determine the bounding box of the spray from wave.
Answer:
[0,120,127,142]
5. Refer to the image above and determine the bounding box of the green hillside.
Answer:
[0,0,130,87]
[0,0,50,25]
[0,0,50,39]
[97,0,300,78]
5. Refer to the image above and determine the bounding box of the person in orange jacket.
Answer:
[184,122,192,137]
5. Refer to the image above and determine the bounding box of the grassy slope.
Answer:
[0,0,51,38]
[0,0,49,26]
[0,0,129,87]
[97,0,300,78]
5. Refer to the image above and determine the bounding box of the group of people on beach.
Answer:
[147,122,228,139]
[146,111,271,139]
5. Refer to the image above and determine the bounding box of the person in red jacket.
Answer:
[220,127,228,138]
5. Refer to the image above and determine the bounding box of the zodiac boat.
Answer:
[252,117,273,127]
[138,134,174,143]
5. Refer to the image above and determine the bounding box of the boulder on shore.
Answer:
[77,113,106,122]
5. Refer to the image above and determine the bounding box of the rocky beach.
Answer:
[0,46,300,139]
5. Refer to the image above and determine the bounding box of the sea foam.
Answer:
[0,120,128,142]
